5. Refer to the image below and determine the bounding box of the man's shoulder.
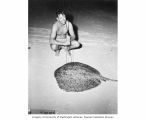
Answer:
[52,21,58,28]
[66,21,72,28]
[67,21,71,25]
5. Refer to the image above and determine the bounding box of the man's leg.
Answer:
[62,46,71,56]
[62,41,80,56]
[69,40,80,50]
[50,44,61,56]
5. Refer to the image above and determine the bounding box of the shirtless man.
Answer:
[50,10,80,56]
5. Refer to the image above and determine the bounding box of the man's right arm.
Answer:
[50,23,57,44]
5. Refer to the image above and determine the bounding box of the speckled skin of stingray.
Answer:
[54,62,102,92]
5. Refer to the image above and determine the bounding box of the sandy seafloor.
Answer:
[28,0,117,114]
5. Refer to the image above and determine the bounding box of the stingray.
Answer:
[54,62,117,92]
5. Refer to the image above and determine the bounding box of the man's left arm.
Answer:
[68,22,75,41]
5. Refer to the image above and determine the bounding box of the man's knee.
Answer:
[71,41,80,48]
[50,44,58,51]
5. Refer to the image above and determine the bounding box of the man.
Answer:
[50,10,80,56]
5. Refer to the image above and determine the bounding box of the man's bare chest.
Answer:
[57,23,68,35]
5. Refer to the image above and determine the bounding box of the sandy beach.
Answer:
[28,0,117,114]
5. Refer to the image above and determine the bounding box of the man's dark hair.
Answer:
[56,9,66,17]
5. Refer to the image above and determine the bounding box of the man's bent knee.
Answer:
[50,44,58,51]
[71,41,80,48]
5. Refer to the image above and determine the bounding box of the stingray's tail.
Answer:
[100,76,117,82]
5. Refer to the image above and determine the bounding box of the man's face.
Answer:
[57,14,66,25]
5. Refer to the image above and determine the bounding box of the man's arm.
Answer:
[50,23,57,44]
[68,22,75,41]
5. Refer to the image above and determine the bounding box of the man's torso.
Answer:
[54,21,70,45]
[56,21,69,39]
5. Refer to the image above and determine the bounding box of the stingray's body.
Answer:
[54,62,117,92]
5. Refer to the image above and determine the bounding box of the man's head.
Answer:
[56,10,66,25]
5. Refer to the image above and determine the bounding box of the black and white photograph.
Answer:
[28,0,117,114]
[2,0,146,120]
